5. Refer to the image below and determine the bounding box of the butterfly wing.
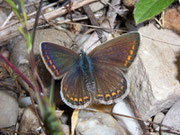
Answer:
[88,32,140,104]
[89,32,140,69]
[40,42,79,79]
[60,66,91,109]
[92,64,128,104]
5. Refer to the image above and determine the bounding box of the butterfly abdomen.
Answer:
[79,52,96,93]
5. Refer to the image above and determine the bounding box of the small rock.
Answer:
[18,96,32,108]
[76,111,127,135]
[153,112,165,131]
[19,106,40,134]
[113,100,143,135]
[0,91,18,128]
[161,98,180,135]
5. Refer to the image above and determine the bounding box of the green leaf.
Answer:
[5,0,21,20]
[26,33,32,53]
[134,0,174,24]
[17,26,26,38]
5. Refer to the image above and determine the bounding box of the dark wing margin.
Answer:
[89,32,140,69]
[39,42,79,79]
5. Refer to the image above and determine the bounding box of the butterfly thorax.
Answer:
[79,51,96,93]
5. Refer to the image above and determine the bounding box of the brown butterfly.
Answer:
[39,32,140,109]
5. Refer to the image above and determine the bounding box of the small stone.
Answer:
[19,106,40,133]
[113,100,143,135]
[161,98,180,135]
[76,111,127,135]
[153,112,165,131]
[0,91,18,128]
[18,96,32,108]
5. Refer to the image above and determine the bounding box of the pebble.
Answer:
[18,96,32,108]
[0,91,18,128]
[153,112,165,131]
[113,100,143,135]
[76,110,127,135]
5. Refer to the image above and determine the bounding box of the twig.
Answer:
[83,5,106,43]
[0,54,35,91]
[126,95,150,135]
[0,12,14,28]
[142,34,180,46]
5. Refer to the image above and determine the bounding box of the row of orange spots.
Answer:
[124,42,135,67]
[66,94,89,103]
[96,89,123,100]
[44,51,60,76]
[111,92,116,96]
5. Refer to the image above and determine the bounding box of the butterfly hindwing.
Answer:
[89,32,140,69]
[40,42,79,79]
[60,66,91,109]
[92,64,128,104]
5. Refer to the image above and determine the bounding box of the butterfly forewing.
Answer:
[40,42,79,79]
[61,67,91,109]
[89,32,140,69]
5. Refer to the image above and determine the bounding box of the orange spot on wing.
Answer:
[45,55,49,59]
[49,60,53,65]
[130,50,133,55]
[79,98,83,102]
[127,55,131,60]
[132,44,135,50]
[97,94,103,97]
[52,65,56,70]
[74,98,78,102]
[124,61,128,67]
[111,92,116,96]
[84,96,89,100]
[117,90,120,94]
[105,94,110,98]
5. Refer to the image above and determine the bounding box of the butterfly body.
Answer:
[39,32,140,109]
[76,51,96,93]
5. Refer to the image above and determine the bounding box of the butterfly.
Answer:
[39,32,140,109]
